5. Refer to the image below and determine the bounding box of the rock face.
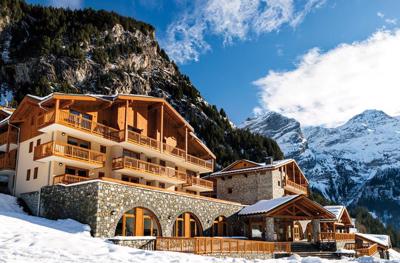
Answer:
[242,110,400,229]
[0,1,283,168]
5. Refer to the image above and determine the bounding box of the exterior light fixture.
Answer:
[110,210,117,215]
[61,132,66,136]
[58,162,63,166]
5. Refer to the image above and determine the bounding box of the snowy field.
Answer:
[1,193,400,263]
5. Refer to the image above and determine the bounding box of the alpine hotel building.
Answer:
[0,93,390,258]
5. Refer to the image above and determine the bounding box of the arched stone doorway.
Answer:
[212,216,228,237]
[172,212,202,238]
[115,207,161,237]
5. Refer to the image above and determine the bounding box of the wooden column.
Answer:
[160,103,164,153]
[124,100,129,141]
[135,207,144,236]
[6,124,10,153]
[185,127,188,161]
[292,162,295,183]
[184,212,191,238]
[54,99,60,122]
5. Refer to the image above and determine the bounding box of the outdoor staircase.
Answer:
[291,242,340,260]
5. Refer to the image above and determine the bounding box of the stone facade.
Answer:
[20,191,40,215]
[107,237,156,250]
[214,170,285,205]
[39,180,244,238]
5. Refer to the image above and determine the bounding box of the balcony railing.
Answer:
[53,174,93,185]
[185,176,213,190]
[187,154,213,170]
[163,144,186,159]
[125,130,160,150]
[34,141,105,165]
[156,237,291,254]
[356,243,378,257]
[112,156,187,182]
[0,131,17,146]
[285,178,308,195]
[0,150,17,170]
[37,111,121,142]
[320,232,355,242]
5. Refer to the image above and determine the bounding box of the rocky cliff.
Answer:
[0,0,283,168]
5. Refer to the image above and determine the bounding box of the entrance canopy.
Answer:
[239,195,335,220]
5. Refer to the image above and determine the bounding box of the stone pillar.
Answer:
[264,217,275,241]
[312,219,321,243]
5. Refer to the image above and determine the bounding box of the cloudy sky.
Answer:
[27,0,400,127]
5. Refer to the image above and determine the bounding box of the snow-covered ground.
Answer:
[1,193,400,263]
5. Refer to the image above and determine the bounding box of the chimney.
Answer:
[265,156,273,165]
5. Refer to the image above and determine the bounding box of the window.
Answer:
[115,207,160,237]
[98,172,105,178]
[227,187,233,194]
[29,142,33,153]
[146,181,153,186]
[147,158,152,163]
[159,160,166,167]
[65,166,88,177]
[159,182,165,189]
[277,180,281,186]
[67,136,90,149]
[33,167,38,179]
[122,175,139,184]
[100,145,106,154]
[36,139,41,146]
[123,149,140,159]
[26,169,31,181]
[173,213,202,238]
[227,176,232,179]
[212,216,228,237]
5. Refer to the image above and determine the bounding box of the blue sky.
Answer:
[26,0,400,127]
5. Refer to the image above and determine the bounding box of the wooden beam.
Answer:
[6,124,10,153]
[185,127,188,161]
[135,207,144,236]
[184,213,191,238]
[160,103,164,153]
[124,100,129,141]
[54,99,60,122]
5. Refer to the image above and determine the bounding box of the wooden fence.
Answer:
[155,237,291,255]
[356,243,378,257]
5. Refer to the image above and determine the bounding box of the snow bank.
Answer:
[0,193,398,263]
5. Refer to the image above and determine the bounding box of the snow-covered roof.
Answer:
[239,195,299,216]
[324,205,345,220]
[356,233,391,248]
[209,159,296,177]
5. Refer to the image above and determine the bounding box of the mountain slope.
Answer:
[242,110,400,229]
[0,0,283,168]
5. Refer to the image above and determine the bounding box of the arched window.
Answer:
[212,216,228,236]
[115,207,160,237]
[173,212,202,237]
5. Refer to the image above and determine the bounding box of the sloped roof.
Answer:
[239,195,298,216]
[356,233,391,248]
[324,206,345,220]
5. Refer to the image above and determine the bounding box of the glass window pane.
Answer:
[125,217,135,236]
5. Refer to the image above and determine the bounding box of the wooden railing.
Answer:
[285,178,308,195]
[163,144,186,159]
[53,174,93,185]
[0,131,17,146]
[112,156,187,182]
[185,176,213,190]
[356,243,378,257]
[125,130,160,150]
[34,141,105,165]
[156,237,291,255]
[37,110,121,142]
[0,150,17,170]
[320,232,355,242]
[187,154,213,170]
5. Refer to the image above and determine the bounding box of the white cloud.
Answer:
[253,29,400,127]
[377,12,385,19]
[164,0,325,63]
[377,11,397,25]
[47,0,83,9]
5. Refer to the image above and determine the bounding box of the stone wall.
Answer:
[215,170,285,205]
[39,180,244,238]
[20,191,39,215]
[107,237,156,250]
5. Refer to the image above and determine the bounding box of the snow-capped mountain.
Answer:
[241,110,400,228]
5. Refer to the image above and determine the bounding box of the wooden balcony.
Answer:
[112,156,187,184]
[0,131,18,152]
[37,111,121,145]
[34,141,105,169]
[356,243,378,257]
[0,150,17,171]
[156,237,291,255]
[120,129,214,173]
[183,176,213,192]
[284,178,308,196]
[53,174,93,185]
[320,232,355,242]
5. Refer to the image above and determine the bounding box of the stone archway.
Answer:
[170,211,203,238]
